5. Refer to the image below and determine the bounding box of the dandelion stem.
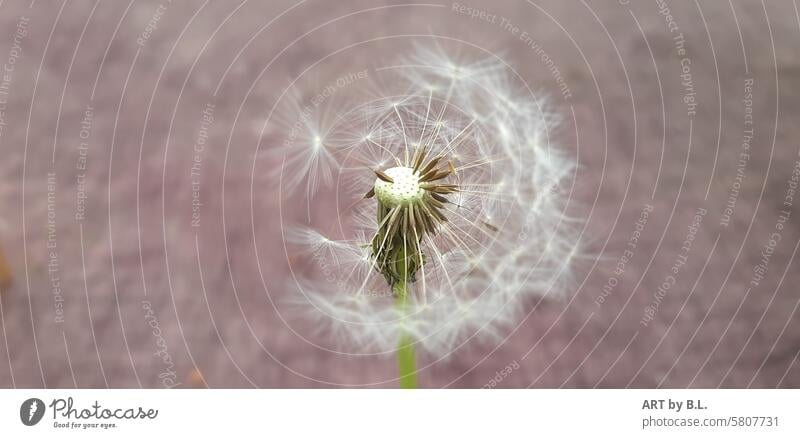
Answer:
[394,280,418,389]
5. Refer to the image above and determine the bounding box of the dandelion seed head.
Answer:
[283,47,582,356]
[373,166,424,207]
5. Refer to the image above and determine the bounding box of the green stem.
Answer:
[394,281,418,389]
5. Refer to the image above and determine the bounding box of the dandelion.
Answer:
[281,47,581,388]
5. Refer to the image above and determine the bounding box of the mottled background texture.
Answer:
[0,0,799,388]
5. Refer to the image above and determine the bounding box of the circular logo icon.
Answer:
[20,398,45,426]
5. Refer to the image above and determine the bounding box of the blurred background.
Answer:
[0,0,798,388]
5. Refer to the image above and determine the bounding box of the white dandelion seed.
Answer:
[282,48,582,360]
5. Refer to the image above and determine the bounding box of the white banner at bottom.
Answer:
[0,389,796,437]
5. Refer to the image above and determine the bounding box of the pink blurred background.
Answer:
[0,0,798,388]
